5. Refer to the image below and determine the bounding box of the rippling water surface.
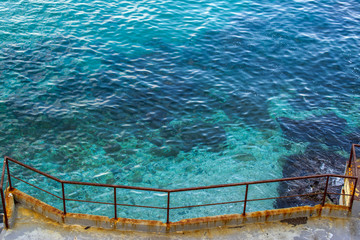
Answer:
[1,0,360,221]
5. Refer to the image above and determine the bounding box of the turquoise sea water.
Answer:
[1,0,360,221]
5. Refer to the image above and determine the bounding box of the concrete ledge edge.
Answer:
[5,188,352,233]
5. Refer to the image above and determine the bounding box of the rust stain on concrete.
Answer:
[4,188,352,233]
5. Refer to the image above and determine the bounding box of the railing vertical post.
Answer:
[114,187,117,219]
[243,184,249,215]
[322,176,330,206]
[1,158,9,229]
[166,192,171,224]
[349,145,354,168]
[354,146,357,169]
[349,177,358,211]
[1,190,9,229]
[61,182,66,215]
[5,158,12,189]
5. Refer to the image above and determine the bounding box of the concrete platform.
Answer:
[1,205,360,240]
[2,150,360,239]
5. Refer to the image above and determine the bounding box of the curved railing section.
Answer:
[1,144,359,229]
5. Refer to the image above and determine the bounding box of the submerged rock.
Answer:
[103,143,122,154]
[232,153,256,162]
[150,145,180,158]
[143,110,173,129]
[131,170,143,183]
[148,138,164,147]
[179,122,227,152]
[222,93,276,129]
[277,113,348,149]
[158,121,227,153]
[275,144,347,208]
[159,125,178,139]
[346,128,360,146]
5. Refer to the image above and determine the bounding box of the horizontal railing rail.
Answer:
[1,145,359,229]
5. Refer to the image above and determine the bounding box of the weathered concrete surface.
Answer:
[2,205,360,239]
[5,187,354,233]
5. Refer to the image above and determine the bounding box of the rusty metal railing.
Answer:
[344,144,360,208]
[348,144,360,169]
[1,150,359,229]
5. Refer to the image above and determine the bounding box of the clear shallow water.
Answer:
[1,0,360,221]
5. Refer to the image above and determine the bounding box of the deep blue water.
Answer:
[1,0,360,221]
